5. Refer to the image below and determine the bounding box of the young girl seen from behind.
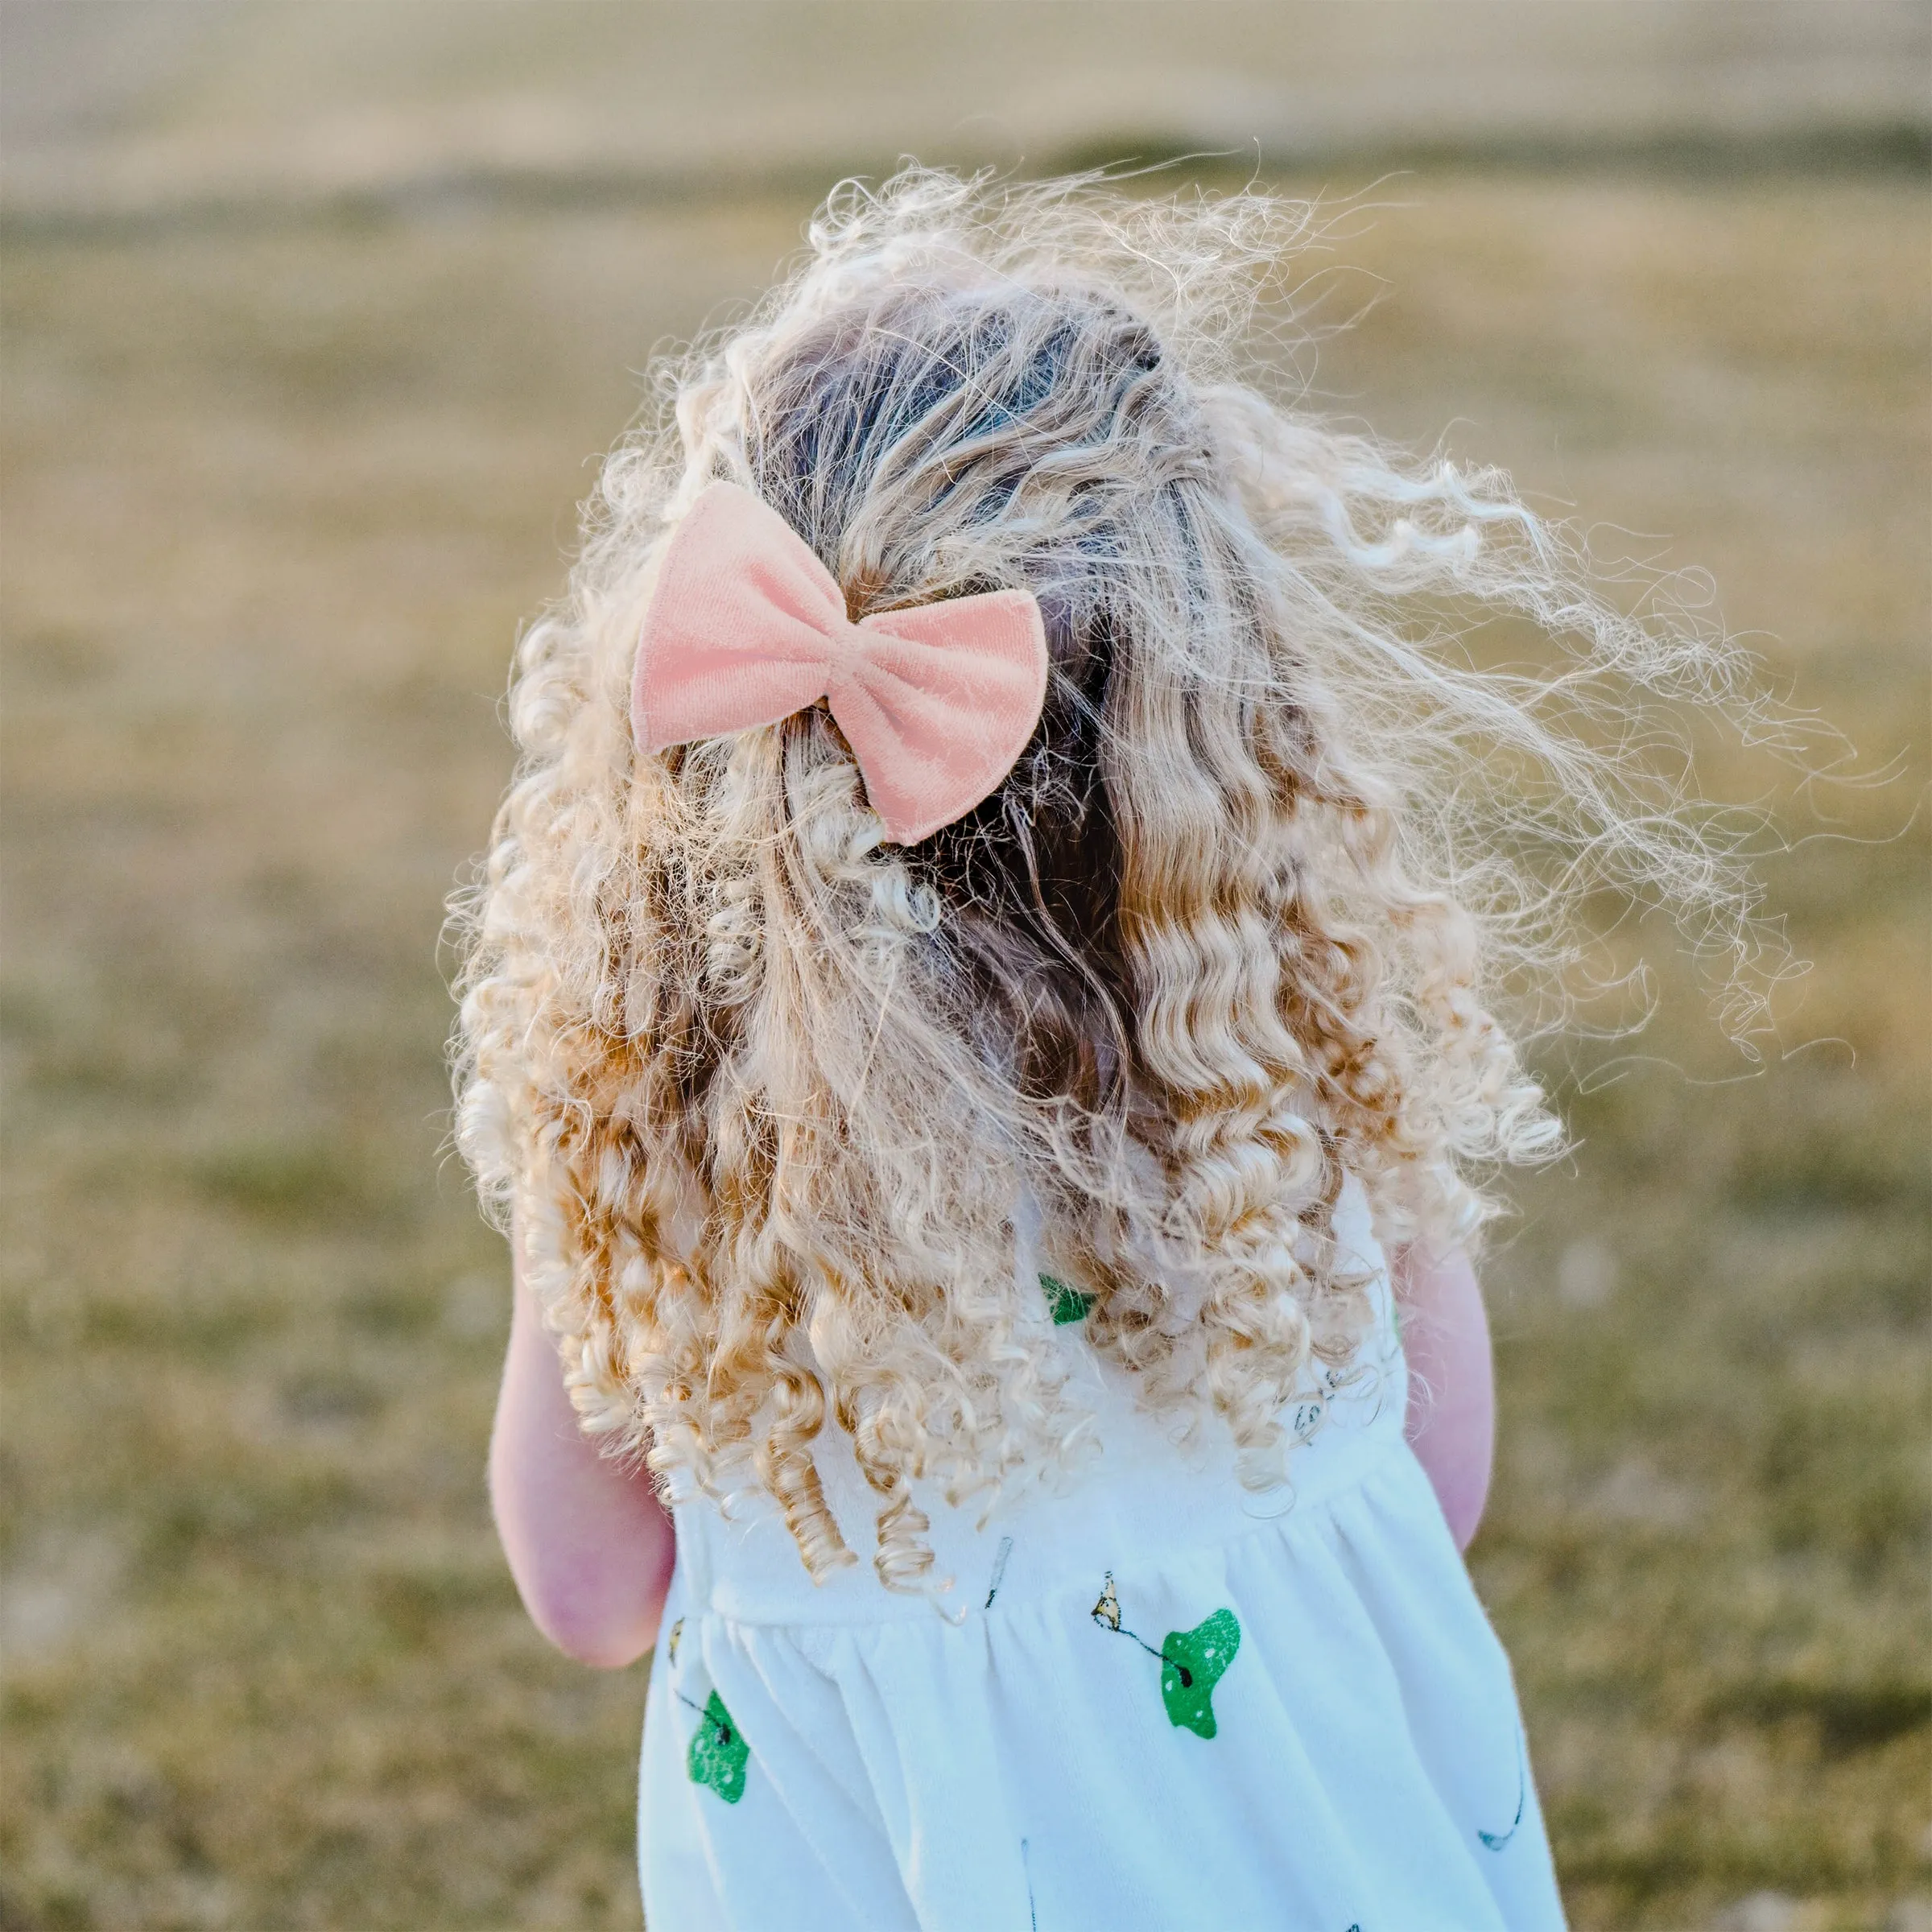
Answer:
[456,171,1777,1931]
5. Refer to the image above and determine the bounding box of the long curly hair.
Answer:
[451,168,1788,1594]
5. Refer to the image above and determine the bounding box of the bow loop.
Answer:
[631,483,1049,844]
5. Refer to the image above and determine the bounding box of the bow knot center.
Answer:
[819,608,877,699]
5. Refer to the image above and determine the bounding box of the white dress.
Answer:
[638,1179,1567,1931]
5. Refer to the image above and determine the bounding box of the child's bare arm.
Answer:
[488,1248,675,1669]
[1396,1247,1496,1551]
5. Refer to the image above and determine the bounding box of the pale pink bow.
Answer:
[630,483,1049,844]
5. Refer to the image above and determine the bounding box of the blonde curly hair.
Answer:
[451,168,1785,1594]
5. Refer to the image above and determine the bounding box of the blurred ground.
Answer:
[4,0,1926,218]
[2,7,1928,1931]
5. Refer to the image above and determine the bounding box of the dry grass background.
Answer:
[1,8,1928,1930]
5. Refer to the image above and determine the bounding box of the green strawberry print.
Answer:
[1041,1274,1094,1325]
[1091,1573,1242,1739]
[685,1690,749,1804]
[1159,1608,1241,1738]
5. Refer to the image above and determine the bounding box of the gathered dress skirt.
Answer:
[638,1183,1567,1932]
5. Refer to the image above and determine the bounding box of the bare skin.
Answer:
[1395,1245,1497,1551]
[489,1240,1494,1670]
[488,1265,673,1670]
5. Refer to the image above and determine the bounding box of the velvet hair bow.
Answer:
[630,483,1050,844]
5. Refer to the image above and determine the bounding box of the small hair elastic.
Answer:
[630,482,1049,844]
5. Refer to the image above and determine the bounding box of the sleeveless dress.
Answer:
[638,1179,1567,1931]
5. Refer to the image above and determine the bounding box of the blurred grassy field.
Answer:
[0,163,1926,1932]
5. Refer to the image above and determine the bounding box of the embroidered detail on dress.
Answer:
[1041,1274,1093,1325]
[1092,1574,1122,1630]
[666,1616,684,1666]
[682,1689,749,1803]
[985,1535,1014,1608]
[1289,1397,1326,1443]
[1478,1725,1527,1850]
[1089,1572,1242,1738]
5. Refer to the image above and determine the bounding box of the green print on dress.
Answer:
[1040,1274,1094,1325]
[1092,1573,1242,1739]
[1159,1608,1242,1738]
[683,1689,749,1804]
